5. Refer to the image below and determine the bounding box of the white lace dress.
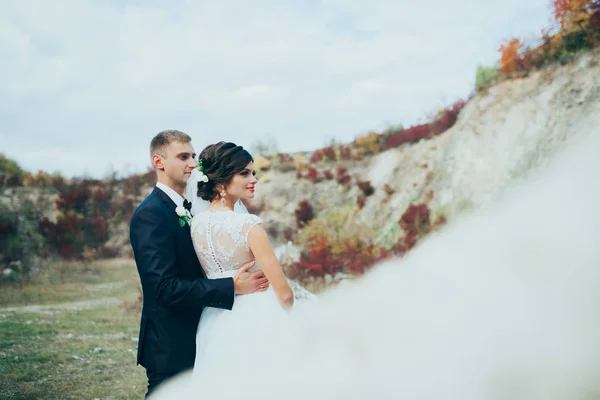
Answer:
[189,209,288,380]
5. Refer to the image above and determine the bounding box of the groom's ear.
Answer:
[151,154,165,170]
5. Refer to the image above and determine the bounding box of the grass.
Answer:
[0,259,138,307]
[0,258,147,399]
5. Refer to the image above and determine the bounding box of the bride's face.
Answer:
[225,161,257,201]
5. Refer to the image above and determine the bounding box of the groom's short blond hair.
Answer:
[150,130,192,159]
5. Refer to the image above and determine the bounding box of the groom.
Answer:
[129,130,269,398]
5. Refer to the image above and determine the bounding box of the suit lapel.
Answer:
[153,186,177,211]
[153,186,192,234]
[152,187,205,277]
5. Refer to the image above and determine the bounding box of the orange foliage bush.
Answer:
[498,38,528,74]
[554,0,592,32]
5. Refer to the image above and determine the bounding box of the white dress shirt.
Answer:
[156,182,186,208]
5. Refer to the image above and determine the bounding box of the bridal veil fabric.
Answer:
[184,168,249,216]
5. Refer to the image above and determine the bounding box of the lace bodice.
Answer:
[190,210,262,279]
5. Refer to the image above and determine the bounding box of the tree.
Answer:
[553,0,592,33]
[0,154,25,176]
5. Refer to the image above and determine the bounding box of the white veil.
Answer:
[185,168,249,216]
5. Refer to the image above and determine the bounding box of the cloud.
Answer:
[0,0,551,177]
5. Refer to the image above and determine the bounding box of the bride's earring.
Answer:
[220,188,227,206]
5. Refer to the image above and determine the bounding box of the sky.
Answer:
[0,0,553,178]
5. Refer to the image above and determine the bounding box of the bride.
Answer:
[183,141,295,380]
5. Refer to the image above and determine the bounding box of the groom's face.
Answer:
[155,140,197,189]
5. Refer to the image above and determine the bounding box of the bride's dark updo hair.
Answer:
[196,141,254,201]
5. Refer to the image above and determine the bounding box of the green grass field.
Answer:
[0,259,147,399]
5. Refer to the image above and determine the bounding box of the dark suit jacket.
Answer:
[129,186,234,374]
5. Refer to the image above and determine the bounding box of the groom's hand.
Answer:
[233,261,269,295]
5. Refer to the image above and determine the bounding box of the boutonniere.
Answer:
[175,206,192,227]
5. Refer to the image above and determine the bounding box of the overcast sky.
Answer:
[1,0,552,178]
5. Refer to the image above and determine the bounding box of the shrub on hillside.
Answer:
[475,65,500,91]
[356,194,366,209]
[277,153,294,163]
[39,179,114,259]
[288,207,387,277]
[334,166,352,186]
[0,199,47,282]
[304,167,321,182]
[0,173,23,188]
[394,201,447,254]
[0,154,25,176]
[339,145,353,160]
[429,100,466,136]
[321,146,337,161]
[253,155,272,172]
[294,199,315,228]
[357,180,375,197]
[23,171,66,190]
[495,0,600,81]
[353,131,381,156]
[294,153,307,172]
[381,100,466,151]
[309,151,323,163]
[336,174,352,186]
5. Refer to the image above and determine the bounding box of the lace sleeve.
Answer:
[240,214,262,250]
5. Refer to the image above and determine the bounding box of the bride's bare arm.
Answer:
[247,224,294,310]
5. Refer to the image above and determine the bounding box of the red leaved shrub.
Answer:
[277,153,294,163]
[397,202,431,253]
[0,173,23,188]
[294,199,315,228]
[309,151,323,163]
[304,167,321,182]
[357,180,375,196]
[357,195,366,209]
[321,146,337,161]
[381,100,466,151]
[336,174,352,186]
[340,146,353,160]
[39,178,117,259]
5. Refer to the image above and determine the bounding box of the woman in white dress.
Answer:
[186,141,295,381]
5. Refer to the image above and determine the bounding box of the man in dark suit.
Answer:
[129,130,269,398]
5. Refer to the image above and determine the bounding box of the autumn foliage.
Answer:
[499,38,527,74]
[381,100,466,150]
[497,0,600,80]
[289,208,388,277]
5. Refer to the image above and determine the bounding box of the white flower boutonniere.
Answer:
[175,206,192,227]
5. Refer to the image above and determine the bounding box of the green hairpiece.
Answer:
[197,158,209,183]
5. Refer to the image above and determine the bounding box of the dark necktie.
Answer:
[183,199,192,212]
